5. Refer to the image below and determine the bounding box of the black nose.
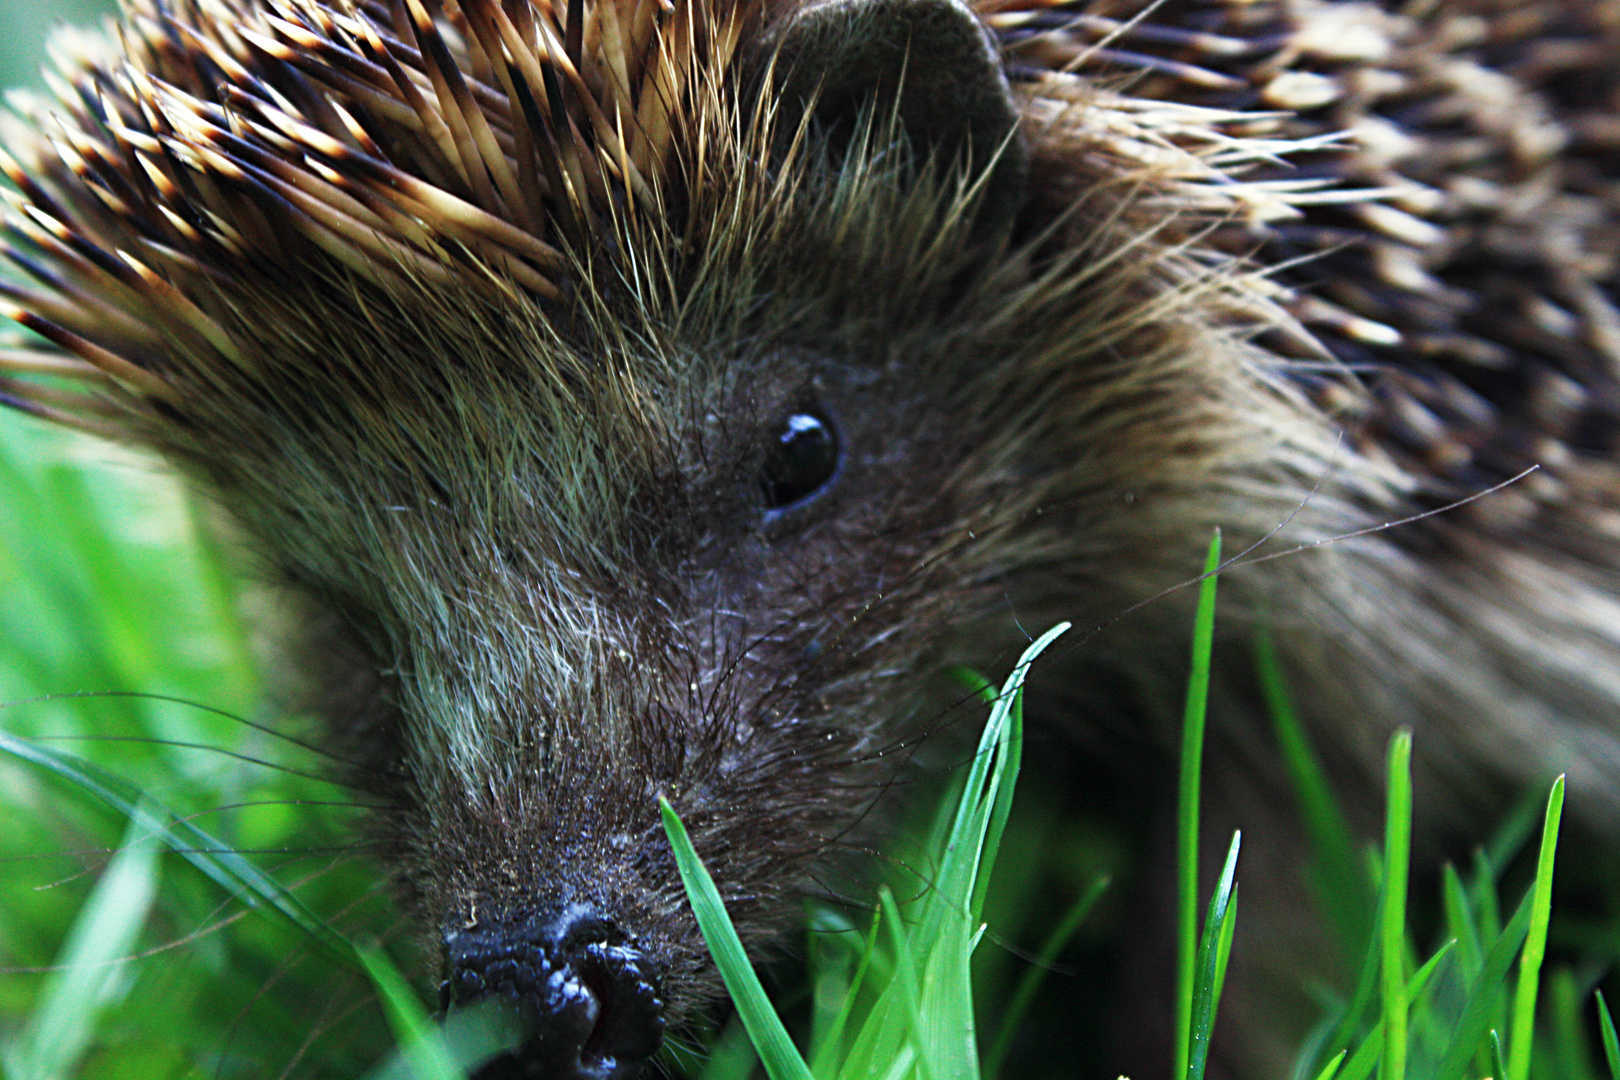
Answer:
[441,904,665,1080]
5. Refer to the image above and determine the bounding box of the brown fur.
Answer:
[2,0,1618,1074]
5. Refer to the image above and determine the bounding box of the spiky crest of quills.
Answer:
[0,0,1431,443]
[0,0,734,428]
[1,0,1616,538]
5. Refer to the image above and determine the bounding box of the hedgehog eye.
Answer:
[761,407,840,512]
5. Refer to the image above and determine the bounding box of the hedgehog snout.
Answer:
[440,903,667,1079]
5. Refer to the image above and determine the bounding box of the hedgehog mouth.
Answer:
[442,929,666,1079]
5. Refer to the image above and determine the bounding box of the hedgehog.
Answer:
[1,0,1618,1075]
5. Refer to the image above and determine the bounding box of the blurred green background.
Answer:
[0,5,399,1077]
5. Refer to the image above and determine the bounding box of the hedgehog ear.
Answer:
[767,0,1027,231]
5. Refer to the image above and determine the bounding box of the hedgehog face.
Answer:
[336,336,985,1077]
[360,336,985,1076]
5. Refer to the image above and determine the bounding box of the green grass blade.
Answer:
[1211,885,1238,1010]
[970,661,1025,923]
[1292,1015,1343,1080]
[919,624,1066,1079]
[944,623,1068,937]
[1507,774,1565,1080]
[1339,1030,1381,1080]
[949,667,997,705]
[1187,830,1240,1080]
[1471,847,1504,943]
[1430,886,1534,1080]
[878,887,932,1080]
[1596,990,1620,1080]
[1440,864,1482,982]
[1313,1050,1347,1080]
[661,797,813,1080]
[1485,789,1544,885]
[0,726,353,964]
[2,809,160,1080]
[837,890,921,1080]
[1329,939,1453,1080]
[357,941,466,1080]
[1380,730,1413,1080]
[808,906,883,1075]
[1320,900,1385,1068]
[1176,529,1222,1080]
[1548,972,1591,1080]
[973,680,1024,915]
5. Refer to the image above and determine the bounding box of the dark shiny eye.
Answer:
[761,408,840,512]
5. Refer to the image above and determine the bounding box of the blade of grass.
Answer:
[0,726,353,964]
[1327,940,1454,1080]
[876,887,931,1080]
[1187,831,1240,1080]
[661,796,814,1080]
[1430,885,1534,1080]
[1293,1015,1345,1080]
[1320,900,1384,1069]
[1470,847,1503,942]
[970,679,1024,921]
[2,808,160,1080]
[911,622,1067,1079]
[1507,775,1565,1080]
[949,668,997,705]
[1596,990,1620,1080]
[1548,970,1591,1080]
[836,890,925,1080]
[1380,730,1413,1080]
[808,906,883,1075]
[1484,789,1545,883]
[1176,529,1222,1080]
[1440,865,1482,982]
[357,941,465,1080]
[1211,885,1238,1011]
[1313,1050,1347,1080]
[934,623,1068,944]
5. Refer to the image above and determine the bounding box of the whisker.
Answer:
[0,689,370,771]
[22,735,354,786]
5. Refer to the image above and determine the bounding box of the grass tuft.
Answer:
[663,622,1069,1080]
